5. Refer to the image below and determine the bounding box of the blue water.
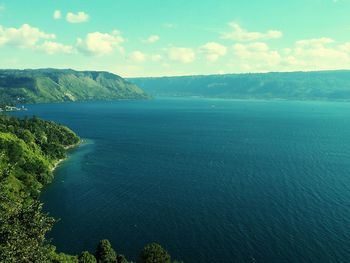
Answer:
[12,99,350,262]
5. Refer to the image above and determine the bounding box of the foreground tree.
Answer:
[79,251,97,263]
[51,252,78,263]
[140,243,171,263]
[117,254,130,263]
[0,197,55,262]
[95,239,117,263]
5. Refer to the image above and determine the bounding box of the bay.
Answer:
[12,99,350,262]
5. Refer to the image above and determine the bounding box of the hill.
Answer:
[0,114,80,261]
[129,70,350,101]
[0,69,148,105]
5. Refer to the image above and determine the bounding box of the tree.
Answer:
[140,243,171,263]
[51,252,79,263]
[117,254,130,263]
[95,239,117,263]
[0,199,55,263]
[78,251,97,263]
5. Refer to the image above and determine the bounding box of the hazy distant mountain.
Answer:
[129,70,350,101]
[0,69,148,105]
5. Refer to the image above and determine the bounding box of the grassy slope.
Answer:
[0,115,82,262]
[0,69,149,105]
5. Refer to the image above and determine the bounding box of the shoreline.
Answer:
[51,158,66,172]
[51,140,82,172]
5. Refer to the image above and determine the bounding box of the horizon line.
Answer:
[1,67,350,79]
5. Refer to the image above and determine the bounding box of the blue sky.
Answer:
[0,0,350,77]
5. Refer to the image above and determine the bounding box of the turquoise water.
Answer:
[12,99,350,262]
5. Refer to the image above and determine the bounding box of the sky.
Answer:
[0,0,350,77]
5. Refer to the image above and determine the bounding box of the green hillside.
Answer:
[129,70,350,101]
[0,114,80,262]
[0,69,149,106]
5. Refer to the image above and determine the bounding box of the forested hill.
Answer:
[0,69,148,105]
[129,70,350,101]
[0,115,80,262]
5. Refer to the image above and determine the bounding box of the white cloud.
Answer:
[144,35,160,44]
[232,42,281,71]
[53,10,61,20]
[0,24,74,55]
[295,37,335,48]
[128,52,163,63]
[222,22,282,42]
[168,47,196,63]
[151,54,163,62]
[281,38,350,70]
[228,38,350,72]
[200,42,227,62]
[76,30,125,56]
[340,42,350,52]
[0,24,55,48]
[130,51,146,63]
[39,41,75,55]
[66,11,89,23]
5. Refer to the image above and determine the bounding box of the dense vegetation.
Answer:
[0,114,79,262]
[0,69,148,106]
[130,70,350,100]
[0,114,180,262]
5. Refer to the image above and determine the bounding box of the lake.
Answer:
[12,98,350,262]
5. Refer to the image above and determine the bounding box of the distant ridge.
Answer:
[0,68,149,105]
[129,70,350,101]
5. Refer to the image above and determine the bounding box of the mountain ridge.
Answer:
[0,68,149,105]
[129,70,350,101]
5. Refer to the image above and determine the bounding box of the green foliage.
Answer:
[140,243,171,263]
[0,69,149,105]
[131,70,350,100]
[0,197,55,263]
[117,254,130,263]
[51,252,79,263]
[78,251,97,263]
[95,239,117,263]
[0,114,80,202]
[0,114,80,262]
[0,114,80,162]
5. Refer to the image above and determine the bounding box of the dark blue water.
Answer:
[12,99,350,262]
